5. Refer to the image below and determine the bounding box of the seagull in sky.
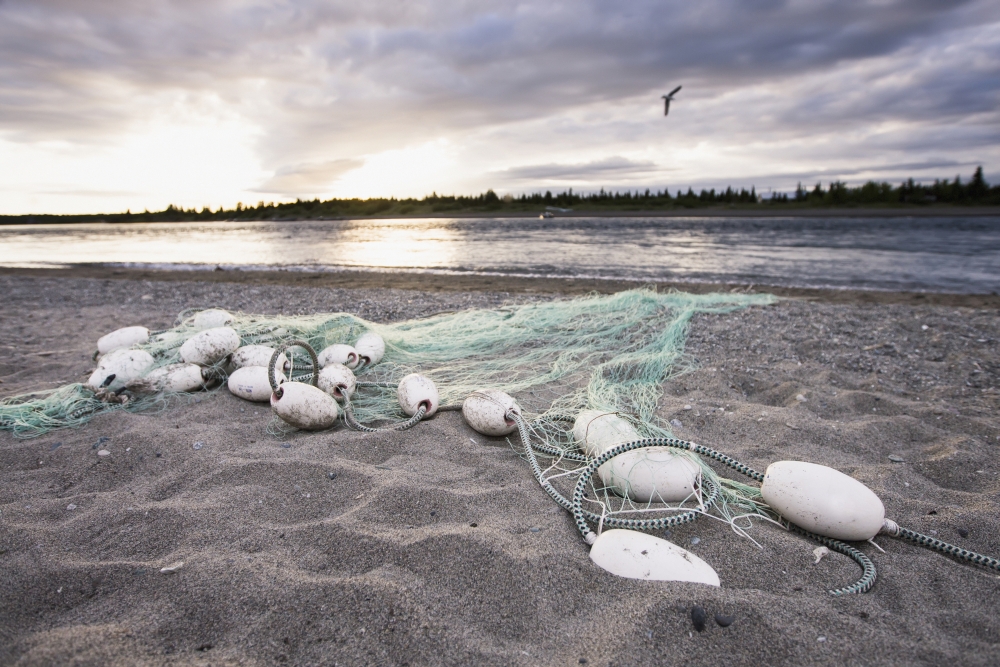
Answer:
[662,85,682,116]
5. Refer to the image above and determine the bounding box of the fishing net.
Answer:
[1,287,775,522]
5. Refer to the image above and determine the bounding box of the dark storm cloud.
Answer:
[1,0,998,195]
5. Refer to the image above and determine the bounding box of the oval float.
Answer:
[127,363,206,394]
[87,349,155,391]
[179,327,241,366]
[192,309,234,329]
[397,374,439,417]
[97,326,150,355]
[318,344,359,369]
[574,411,699,503]
[760,460,885,541]
[354,332,385,366]
[228,366,286,402]
[317,363,357,399]
[232,345,288,372]
[462,389,519,436]
[589,529,720,585]
[271,381,339,430]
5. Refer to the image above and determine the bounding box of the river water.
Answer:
[2,215,998,293]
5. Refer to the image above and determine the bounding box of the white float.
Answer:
[179,327,241,366]
[228,366,286,402]
[354,332,385,366]
[192,309,234,329]
[397,374,439,417]
[271,381,339,430]
[574,410,700,503]
[317,363,357,399]
[589,529,720,585]
[126,363,206,394]
[97,326,150,355]
[231,345,288,372]
[317,344,359,369]
[760,460,886,541]
[462,389,520,436]
[87,349,155,391]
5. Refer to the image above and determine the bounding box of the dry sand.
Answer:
[1,272,998,666]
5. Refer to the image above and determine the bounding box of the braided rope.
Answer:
[268,340,319,394]
[881,520,1000,572]
[510,412,719,534]
[511,422,875,596]
[340,394,426,432]
[786,523,877,595]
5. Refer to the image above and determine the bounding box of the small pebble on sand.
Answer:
[97,449,110,457]
[958,528,969,538]
[813,546,830,564]
[281,443,291,449]
[193,442,203,450]
[691,606,707,632]
[683,404,692,410]
[888,455,905,463]
[530,527,540,533]
[714,614,735,628]
[795,394,807,402]
[817,636,827,642]
[327,472,337,479]
[670,419,683,428]
[690,537,701,545]
[66,504,77,510]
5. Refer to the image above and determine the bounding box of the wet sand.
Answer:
[1,272,998,666]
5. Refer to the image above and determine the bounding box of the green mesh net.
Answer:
[2,288,773,438]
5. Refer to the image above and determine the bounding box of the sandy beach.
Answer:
[1,271,998,666]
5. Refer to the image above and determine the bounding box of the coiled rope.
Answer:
[511,417,877,596]
[268,340,319,394]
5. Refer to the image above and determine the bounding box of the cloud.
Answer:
[496,157,664,183]
[0,0,999,211]
[252,159,363,197]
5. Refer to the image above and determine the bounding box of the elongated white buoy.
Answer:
[397,374,439,417]
[228,366,286,402]
[760,460,885,541]
[232,345,288,372]
[192,309,234,329]
[462,389,519,436]
[589,529,720,585]
[354,332,385,366]
[126,363,206,394]
[97,326,150,356]
[271,381,339,430]
[317,363,356,399]
[574,410,640,458]
[87,349,155,391]
[179,327,241,366]
[574,410,700,503]
[317,344,359,369]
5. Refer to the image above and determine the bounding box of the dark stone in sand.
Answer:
[714,613,735,628]
[50,442,61,451]
[280,443,291,448]
[958,528,969,538]
[327,472,337,479]
[691,606,707,632]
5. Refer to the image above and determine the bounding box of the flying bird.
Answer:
[662,85,682,116]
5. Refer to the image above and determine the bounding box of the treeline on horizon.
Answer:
[4,166,998,224]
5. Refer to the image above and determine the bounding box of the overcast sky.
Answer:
[1,0,998,214]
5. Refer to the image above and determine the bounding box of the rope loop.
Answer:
[268,340,320,395]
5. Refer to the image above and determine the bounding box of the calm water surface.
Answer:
[1,216,998,293]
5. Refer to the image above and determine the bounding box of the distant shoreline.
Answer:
[2,264,997,308]
[2,205,1000,225]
